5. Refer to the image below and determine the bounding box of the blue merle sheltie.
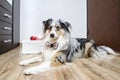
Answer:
[19,18,117,75]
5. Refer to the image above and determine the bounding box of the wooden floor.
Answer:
[0,46,120,80]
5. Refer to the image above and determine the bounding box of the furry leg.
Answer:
[90,47,105,58]
[19,56,43,66]
[98,46,117,55]
[23,61,51,74]
[50,51,66,67]
[83,41,94,58]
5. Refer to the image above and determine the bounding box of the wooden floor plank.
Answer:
[0,46,120,80]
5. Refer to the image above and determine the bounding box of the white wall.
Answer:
[20,0,87,42]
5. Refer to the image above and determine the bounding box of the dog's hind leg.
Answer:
[98,46,117,55]
[82,41,95,58]
[83,43,91,58]
[19,54,44,66]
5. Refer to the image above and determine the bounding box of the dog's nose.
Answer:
[50,33,54,38]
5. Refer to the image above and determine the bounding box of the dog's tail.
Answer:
[98,46,117,55]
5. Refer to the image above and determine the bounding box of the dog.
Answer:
[19,18,117,75]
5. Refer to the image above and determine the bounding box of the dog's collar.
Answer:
[46,41,58,50]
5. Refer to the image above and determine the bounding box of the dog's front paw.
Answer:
[23,69,37,75]
[19,61,29,66]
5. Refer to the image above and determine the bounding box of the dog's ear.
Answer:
[65,22,72,29]
[43,18,53,26]
[59,19,72,33]
[43,18,53,33]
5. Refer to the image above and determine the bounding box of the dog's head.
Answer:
[43,18,71,42]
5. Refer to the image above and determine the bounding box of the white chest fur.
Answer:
[44,49,56,61]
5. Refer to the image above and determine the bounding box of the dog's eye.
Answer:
[56,26,60,30]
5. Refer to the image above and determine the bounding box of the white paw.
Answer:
[19,61,29,66]
[23,69,37,75]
